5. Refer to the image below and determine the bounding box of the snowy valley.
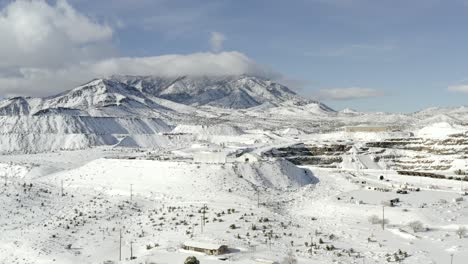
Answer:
[0,75,468,264]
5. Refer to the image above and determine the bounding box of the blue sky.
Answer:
[1,0,468,112]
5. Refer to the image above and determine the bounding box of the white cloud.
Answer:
[448,85,468,93]
[210,31,226,52]
[317,87,384,100]
[0,0,114,69]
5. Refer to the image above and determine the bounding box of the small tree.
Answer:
[456,226,467,239]
[184,256,200,264]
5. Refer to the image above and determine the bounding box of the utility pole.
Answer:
[268,232,272,250]
[130,241,134,260]
[61,180,64,196]
[202,204,206,227]
[310,233,313,255]
[201,215,204,233]
[256,188,260,208]
[4,175,6,186]
[200,203,207,233]
[119,229,122,261]
[451,253,454,264]
[130,184,133,201]
[382,206,385,230]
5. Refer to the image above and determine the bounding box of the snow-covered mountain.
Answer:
[0,75,324,117]
[0,79,172,117]
[0,75,331,152]
[111,75,313,109]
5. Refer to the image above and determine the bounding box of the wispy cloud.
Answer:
[210,31,225,52]
[448,85,468,93]
[305,43,395,58]
[316,87,385,100]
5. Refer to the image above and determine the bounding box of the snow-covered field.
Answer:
[1,132,467,264]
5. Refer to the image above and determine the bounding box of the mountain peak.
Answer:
[110,74,307,109]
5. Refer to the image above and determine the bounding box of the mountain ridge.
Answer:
[0,75,330,117]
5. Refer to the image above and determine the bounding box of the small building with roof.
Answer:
[183,241,228,255]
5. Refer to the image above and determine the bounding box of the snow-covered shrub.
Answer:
[456,226,467,238]
[184,256,200,264]
[368,215,381,224]
[408,221,425,232]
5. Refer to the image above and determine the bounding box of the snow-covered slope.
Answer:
[0,115,172,153]
[0,79,176,118]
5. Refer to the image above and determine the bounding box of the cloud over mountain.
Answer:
[0,1,278,97]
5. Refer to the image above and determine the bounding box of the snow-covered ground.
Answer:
[0,75,467,263]
[1,137,467,264]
